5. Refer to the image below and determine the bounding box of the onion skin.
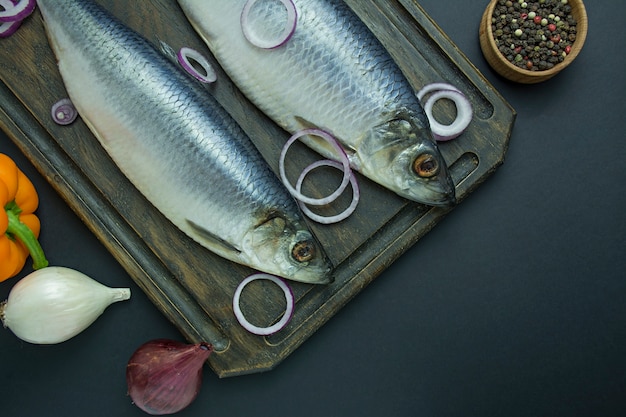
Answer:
[126,339,213,415]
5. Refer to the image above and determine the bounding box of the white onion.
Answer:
[241,0,297,49]
[296,159,360,224]
[0,0,34,23]
[177,46,217,84]
[0,266,131,344]
[232,273,294,336]
[279,128,352,206]
[417,83,472,142]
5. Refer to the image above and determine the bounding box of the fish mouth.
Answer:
[405,180,456,207]
[426,188,457,207]
[443,193,457,206]
[291,263,334,285]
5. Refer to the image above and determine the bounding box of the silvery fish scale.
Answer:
[178,0,456,206]
[36,0,332,284]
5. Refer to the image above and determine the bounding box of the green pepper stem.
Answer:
[5,206,49,270]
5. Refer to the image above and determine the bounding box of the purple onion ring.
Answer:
[240,0,297,49]
[0,17,21,38]
[176,47,217,84]
[295,159,360,224]
[0,0,35,23]
[0,0,21,36]
[233,273,294,336]
[416,82,462,102]
[423,89,473,141]
[279,128,352,206]
[417,82,472,141]
[50,98,78,125]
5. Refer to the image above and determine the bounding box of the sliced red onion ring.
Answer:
[50,98,78,125]
[0,17,20,38]
[296,159,360,224]
[279,128,352,206]
[416,82,462,102]
[241,0,297,49]
[0,0,20,36]
[177,47,217,84]
[233,273,294,336]
[422,89,473,141]
[0,0,34,23]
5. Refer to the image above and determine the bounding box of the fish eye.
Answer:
[292,240,315,263]
[413,153,440,178]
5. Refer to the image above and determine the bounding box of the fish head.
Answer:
[242,213,333,285]
[357,114,456,206]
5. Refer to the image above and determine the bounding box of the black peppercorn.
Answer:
[490,0,578,71]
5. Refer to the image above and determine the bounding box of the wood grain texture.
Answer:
[0,0,514,377]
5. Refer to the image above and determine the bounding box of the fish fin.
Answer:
[186,218,242,255]
[155,36,178,64]
[292,116,358,159]
[292,115,318,132]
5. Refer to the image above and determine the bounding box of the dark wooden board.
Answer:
[0,0,514,377]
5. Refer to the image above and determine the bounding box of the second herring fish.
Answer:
[178,0,457,207]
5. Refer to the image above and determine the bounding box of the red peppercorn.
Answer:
[565,45,572,54]
[521,13,528,19]
[526,61,533,69]
[548,23,557,32]
[514,46,523,54]
[551,34,561,43]
[533,15,542,24]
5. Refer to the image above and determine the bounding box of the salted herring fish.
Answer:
[36,0,333,284]
[178,0,457,206]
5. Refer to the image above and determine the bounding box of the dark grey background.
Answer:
[1,1,624,416]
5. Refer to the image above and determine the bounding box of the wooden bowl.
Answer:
[479,0,588,83]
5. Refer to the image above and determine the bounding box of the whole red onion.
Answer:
[126,339,213,415]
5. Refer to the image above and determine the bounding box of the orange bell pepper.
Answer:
[0,153,48,281]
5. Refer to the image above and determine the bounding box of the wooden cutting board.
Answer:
[0,0,514,377]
